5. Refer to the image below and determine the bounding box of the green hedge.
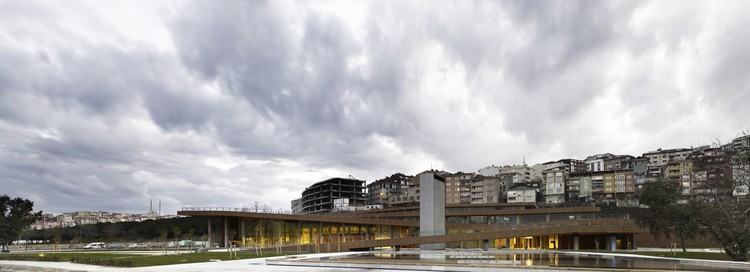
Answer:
[70,256,133,267]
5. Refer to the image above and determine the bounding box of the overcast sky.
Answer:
[1,1,749,215]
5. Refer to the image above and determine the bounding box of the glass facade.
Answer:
[229,211,601,249]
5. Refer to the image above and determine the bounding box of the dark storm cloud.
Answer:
[420,1,643,145]
[169,1,405,170]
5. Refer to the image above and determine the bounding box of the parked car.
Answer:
[83,242,106,249]
[128,243,147,249]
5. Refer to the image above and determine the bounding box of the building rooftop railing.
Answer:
[181,207,295,214]
[181,207,631,223]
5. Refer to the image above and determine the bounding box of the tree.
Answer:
[691,137,750,261]
[636,181,703,252]
[694,197,750,261]
[0,195,42,251]
[637,181,675,239]
[159,228,168,254]
[172,226,181,254]
[671,200,704,252]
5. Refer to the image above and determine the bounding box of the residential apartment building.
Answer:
[542,167,566,204]
[477,164,541,184]
[506,184,537,203]
[642,147,697,180]
[604,155,635,171]
[291,198,302,214]
[469,175,503,203]
[631,156,649,189]
[661,159,690,197]
[654,147,732,201]
[31,209,171,230]
[543,159,586,173]
[388,185,420,206]
[729,135,750,150]
[688,148,731,198]
[445,172,475,204]
[366,173,413,206]
[602,171,636,205]
[585,153,615,172]
[567,172,593,203]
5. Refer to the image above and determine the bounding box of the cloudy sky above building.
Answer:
[1,1,749,215]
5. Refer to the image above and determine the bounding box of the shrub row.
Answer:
[0,254,62,262]
[70,257,132,267]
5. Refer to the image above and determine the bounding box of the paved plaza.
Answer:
[2,249,750,272]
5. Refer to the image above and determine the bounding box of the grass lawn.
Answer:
[0,251,284,267]
[124,251,283,267]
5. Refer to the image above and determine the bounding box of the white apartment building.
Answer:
[507,185,536,203]
[542,168,565,204]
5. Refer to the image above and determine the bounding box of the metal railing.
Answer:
[181,207,294,214]
[181,207,631,224]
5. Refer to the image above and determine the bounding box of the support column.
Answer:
[207,219,212,249]
[240,220,246,247]
[608,234,617,251]
[224,217,229,248]
[543,236,547,249]
[573,234,580,251]
[505,238,511,249]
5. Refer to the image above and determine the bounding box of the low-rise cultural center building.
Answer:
[178,172,646,252]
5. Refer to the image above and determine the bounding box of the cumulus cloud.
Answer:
[1,0,749,215]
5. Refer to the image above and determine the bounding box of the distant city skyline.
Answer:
[2,1,749,215]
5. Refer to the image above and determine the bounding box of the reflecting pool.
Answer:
[306,250,750,271]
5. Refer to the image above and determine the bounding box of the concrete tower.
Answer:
[419,171,446,250]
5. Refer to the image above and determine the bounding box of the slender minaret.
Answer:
[158,201,162,216]
[150,200,153,212]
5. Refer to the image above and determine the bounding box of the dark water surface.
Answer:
[324,251,750,271]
